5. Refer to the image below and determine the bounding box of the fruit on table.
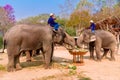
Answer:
[79,49,88,52]
[71,48,88,52]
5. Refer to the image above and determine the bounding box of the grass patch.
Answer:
[0,36,3,48]
[35,63,91,80]
[37,75,56,80]
[21,55,44,68]
[21,61,44,68]
[52,62,64,68]
[0,64,6,71]
[77,73,92,80]
[78,77,91,80]
[36,72,92,80]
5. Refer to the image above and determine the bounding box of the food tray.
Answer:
[69,49,88,55]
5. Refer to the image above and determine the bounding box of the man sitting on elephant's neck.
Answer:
[89,20,96,41]
[47,13,60,31]
[89,20,96,34]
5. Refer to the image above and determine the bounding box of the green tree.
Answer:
[66,10,91,29]
[113,1,120,17]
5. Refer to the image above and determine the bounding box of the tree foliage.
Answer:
[76,0,93,11]
[65,0,119,27]
[3,4,16,23]
[0,4,15,36]
[66,10,91,29]
[16,0,120,36]
[66,0,92,29]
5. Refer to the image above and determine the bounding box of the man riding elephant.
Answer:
[47,13,60,31]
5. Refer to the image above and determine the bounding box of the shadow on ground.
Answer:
[20,55,74,68]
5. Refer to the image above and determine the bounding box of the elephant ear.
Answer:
[83,29,96,42]
[86,30,96,42]
[52,28,62,37]
[52,28,66,45]
[90,35,96,42]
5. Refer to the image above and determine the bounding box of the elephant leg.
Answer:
[89,41,95,60]
[43,43,52,69]
[26,50,32,62]
[32,50,36,57]
[40,47,45,62]
[7,47,18,72]
[102,49,109,59]
[50,43,54,62]
[7,54,15,72]
[110,48,115,61]
[95,49,101,61]
[14,54,22,70]
[95,45,101,61]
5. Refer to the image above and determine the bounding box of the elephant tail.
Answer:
[0,39,6,53]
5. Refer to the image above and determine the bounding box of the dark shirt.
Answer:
[90,23,96,31]
[47,16,57,27]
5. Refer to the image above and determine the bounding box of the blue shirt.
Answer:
[47,17,57,27]
[90,23,96,31]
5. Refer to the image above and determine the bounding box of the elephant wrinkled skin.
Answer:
[77,29,117,61]
[25,27,76,62]
[3,24,75,72]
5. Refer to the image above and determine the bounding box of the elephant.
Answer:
[3,24,75,72]
[77,29,117,61]
[25,27,76,62]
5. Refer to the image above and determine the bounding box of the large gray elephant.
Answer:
[77,29,117,61]
[25,27,76,62]
[3,24,75,72]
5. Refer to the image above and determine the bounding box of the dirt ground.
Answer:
[0,46,120,80]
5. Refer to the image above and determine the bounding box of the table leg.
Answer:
[73,55,76,63]
[80,55,84,63]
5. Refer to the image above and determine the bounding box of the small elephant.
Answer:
[77,29,117,61]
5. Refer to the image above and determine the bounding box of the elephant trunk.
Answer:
[63,33,76,49]
[76,34,84,48]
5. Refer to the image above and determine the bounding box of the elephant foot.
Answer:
[101,57,106,59]
[16,63,22,71]
[44,64,51,69]
[7,66,16,72]
[26,60,31,62]
[110,58,115,61]
[31,58,36,61]
[101,56,108,59]
[96,59,101,62]
[89,57,95,60]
